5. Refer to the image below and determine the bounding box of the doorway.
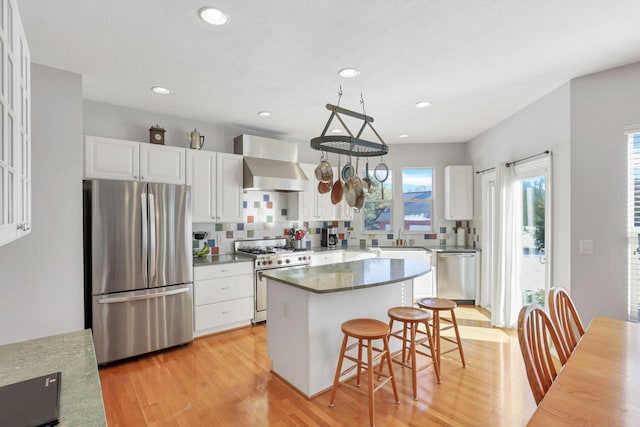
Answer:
[483,156,552,327]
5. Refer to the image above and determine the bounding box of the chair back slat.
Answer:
[548,287,585,358]
[518,304,568,404]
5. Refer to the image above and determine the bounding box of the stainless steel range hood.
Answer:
[234,135,308,192]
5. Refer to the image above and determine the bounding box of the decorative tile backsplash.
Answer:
[193,190,478,254]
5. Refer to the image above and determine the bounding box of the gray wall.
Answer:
[84,100,245,154]
[468,83,572,293]
[0,65,84,345]
[570,62,640,323]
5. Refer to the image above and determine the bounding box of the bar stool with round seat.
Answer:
[384,306,440,400]
[328,318,399,427]
[417,297,466,372]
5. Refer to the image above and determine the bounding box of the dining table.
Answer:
[527,316,640,426]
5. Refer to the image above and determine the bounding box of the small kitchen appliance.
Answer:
[234,238,311,323]
[321,227,338,248]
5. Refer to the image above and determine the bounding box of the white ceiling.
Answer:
[18,0,640,144]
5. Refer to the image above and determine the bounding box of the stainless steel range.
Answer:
[234,238,311,323]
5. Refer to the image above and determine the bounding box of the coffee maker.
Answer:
[321,227,338,248]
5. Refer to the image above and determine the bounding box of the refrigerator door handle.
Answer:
[97,287,190,304]
[141,191,148,286]
[148,192,157,282]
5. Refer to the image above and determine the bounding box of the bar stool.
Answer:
[328,318,399,427]
[384,306,440,400]
[416,298,466,372]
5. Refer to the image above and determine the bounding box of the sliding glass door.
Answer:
[483,156,552,327]
[516,167,550,308]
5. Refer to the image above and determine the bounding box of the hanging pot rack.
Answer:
[310,103,388,158]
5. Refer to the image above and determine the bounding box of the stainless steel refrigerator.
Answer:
[83,179,193,364]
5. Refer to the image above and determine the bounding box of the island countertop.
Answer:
[0,329,107,426]
[261,258,430,293]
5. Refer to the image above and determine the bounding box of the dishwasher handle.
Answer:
[438,253,475,258]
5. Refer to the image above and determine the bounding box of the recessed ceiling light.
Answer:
[331,129,342,133]
[198,7,229,26]
[151,86,170,95]
[415,101,432,108]
[257,111,271,117]
[338,67,360,78]
[399,134,409,138]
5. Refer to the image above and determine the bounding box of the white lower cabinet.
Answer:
[375,248,435,300]
[193,261,254,336]
[310,251,344,266]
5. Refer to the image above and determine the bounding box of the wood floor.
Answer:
[99,307,537,426]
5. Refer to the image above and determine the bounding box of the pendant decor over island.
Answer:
[310,92,389,211]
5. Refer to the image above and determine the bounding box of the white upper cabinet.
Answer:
[186,150,243,223]
[215,152,243,223]
[84,136,139,180]
[287,162,316,221]
[0,0,31,247]
[84,135,185,184]
[288,162,351,222]
[444,165,473,220]
[187,150,215,222]
[139,143,185,184]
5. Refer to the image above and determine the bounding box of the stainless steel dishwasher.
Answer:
[437,252,476,305]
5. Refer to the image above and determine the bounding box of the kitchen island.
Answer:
[263,258,429,398]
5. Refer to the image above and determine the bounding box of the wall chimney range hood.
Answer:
[234,135,308,192]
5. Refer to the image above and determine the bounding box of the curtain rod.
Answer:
[506,150,551,168]
[474,150,551,174]
[475,166,496,175]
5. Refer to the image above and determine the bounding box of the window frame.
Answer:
[401,167,434,234]
[360,167,393,233]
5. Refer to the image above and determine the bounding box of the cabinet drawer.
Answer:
[195,297,253,331]
[194,276,253,305]
[194,262,253,280]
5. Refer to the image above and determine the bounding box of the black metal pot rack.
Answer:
[310,104,388,158]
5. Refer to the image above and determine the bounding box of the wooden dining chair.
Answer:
[548,286,585,358]
[517,304,568,405]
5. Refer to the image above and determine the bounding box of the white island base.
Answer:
[266,278,413,398]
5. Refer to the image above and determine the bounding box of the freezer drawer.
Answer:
[92,283,193,364]
[437,253,476,304]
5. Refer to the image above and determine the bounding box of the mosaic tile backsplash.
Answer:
[193,191,479,255]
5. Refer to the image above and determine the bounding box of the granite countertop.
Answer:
[0,329,107,426]
[261,258,430,293]
[426,246,479,253]
[193,253,254,266]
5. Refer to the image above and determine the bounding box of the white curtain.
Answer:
[491,163,523,328]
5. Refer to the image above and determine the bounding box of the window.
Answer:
[363,168,392,231]
[402,168,433,231]
[627,129,640,323]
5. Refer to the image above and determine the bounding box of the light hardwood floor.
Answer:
[99,307,537,426]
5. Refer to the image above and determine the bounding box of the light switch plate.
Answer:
[579,239,594,255]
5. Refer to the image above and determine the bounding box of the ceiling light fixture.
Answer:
[399,134,409,138]
[257,111,271,117]
[338,67,360,78]
[415,101,432,108]
[331,129,342,133]
[198,7,229,26]
[151,86,170,95]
